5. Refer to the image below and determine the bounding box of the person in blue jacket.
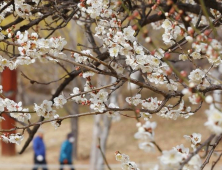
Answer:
[33,131,48,170]
[59,133,75,170]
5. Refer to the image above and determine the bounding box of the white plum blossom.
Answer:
[8,133,24,145]
[159,149,183,169]
[174,144,189,159]
[190,52,202,59]
[71,87,87,104]
[205,95,213,103]
[134,121,157,141]
[139,142,155,152]
[10,109,31,122]
[189,93,201,105]
[109,45,120,57]
[126,94,142,106]
[34,100,54,118]
[116,153,130,163]
[184,155,202,170]
[184,133,201,149]
[82,71,95,78]
[205,105,222,135]
[142,97,159,110]
[188,69,205,84]
[179,54,188,61]
[140,112,152,120]
[115,152,140,170]
[90,101,106,112]
[1,134,9,143]
[53,94,67,109]
[123,26,135,42]
[51,114,60,129]
[106,103,120,121]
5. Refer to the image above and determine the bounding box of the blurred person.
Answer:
[59,133,75,170]
[33,130,48,170]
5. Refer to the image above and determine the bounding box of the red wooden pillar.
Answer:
[1,68,17,156]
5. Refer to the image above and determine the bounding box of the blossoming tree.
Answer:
[1,0,222,169]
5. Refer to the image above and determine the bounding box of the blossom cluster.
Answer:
[0,2,13,40]
[0,98,30,122]
[122,133,202,170]
[205,105,222,135]
[159,144,202,170]
[126,94,193,120]
[134,121,156,152]
[1,133,24,145]
[155,133,201,170]
[0,30,67,73]
[115,152,140,170]
[34,94,67,129]
[78,0,179,93]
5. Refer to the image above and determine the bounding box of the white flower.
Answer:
[34,100,54,118]
[205,105,222,135]
[10,108,31,122]
[188,69,205,84]
[179,54,188,61]
[134,121,156,141]
[174,144,189,159]
[123,26,135,41]
[51,114,60,129]
[106,103,120,121]
[1,134,9,143]
[166,79,178,91]
[162,32,174,45]
[186,36,193,43]
[82,71,95,78]
[53,94,67,109]
[184,155,202,170]
[190,52,202,59]
[139,142,155,152]
[142,97,159,110]
[140,112,152,120]
[30,32,38,40]
[162,19,173,30]
[109,45,119,57]
[211,39,222,50]
[9,133,24,145]
[115,153,130,163]
[90,102,106,112]
[126,94,141,106]
[184,133,201,149]
[205,95,213,104]
[182,88,192,96]
[71,87,80,95]
[159,149,183,167]
[122,161,140,170]
[95,90,108,102]
[133,42,144,55]
[189,93,201,105]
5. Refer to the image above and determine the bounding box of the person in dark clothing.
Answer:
[33,131,48,170]
[59,133,75,170]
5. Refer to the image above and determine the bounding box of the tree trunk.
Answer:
[71,102,79,159]
[96,115,112,170]
[90,76,117,170]
[90,114,102,170]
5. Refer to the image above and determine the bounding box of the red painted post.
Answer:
[1,68,17,156]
